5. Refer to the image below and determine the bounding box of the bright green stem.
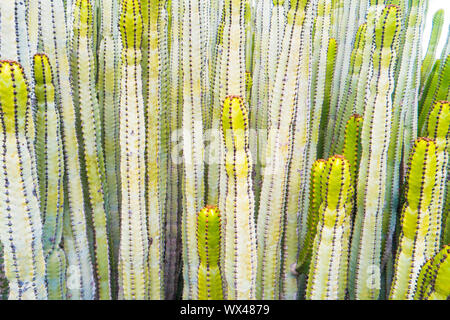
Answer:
[297,159,327,273]
[418,54,450,132]
[419,59,440,119]
[423,101,450,246]
[389,138,439,300]
[421,9,444,86]
[0,60,47,299]
[222,96,257,300]
[414,245,450,300]
[306,155,353,300]
[118,0,149,299]
[317,37,337,159]
[71,0,111,300]
[342,114,363,192]
[197,206,224,300]
[349,5,401,300]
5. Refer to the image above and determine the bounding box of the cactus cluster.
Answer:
[0,0,448,300]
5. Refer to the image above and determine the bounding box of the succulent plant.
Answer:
[0,0,448,301]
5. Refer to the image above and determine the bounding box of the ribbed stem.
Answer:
[389,138,438,300]
[118,0,149,299]
[196,206,223,300]
[0,60,47,300]
[221,95,257,299]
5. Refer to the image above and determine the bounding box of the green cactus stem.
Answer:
[280,0,315,299]
[0,60,47,299]
[33,53,66,301]
[221,95,257,299]
[331,24,366,155]
[423,101,450,246]
[256,0,313,300]
[349,5,401,300]
[297,159,327,273]
[180,0,206,299]
[164,0,182,300]
[317,37,337,159]
[250,0,272,174]
[266,0,287,129]
[142,0,167,299]
[324,0,364,157]
[419,59,440,123]
[97,0,121,297]
[40,0,95,299]
[342,114,363,192]
[418,54,450,132]
[33,53,65,258]
[389,138,439,300]
[207,0,246,209]
[306,155,353,300]
[71,0,111,300]
[196,206,223,300]
[118,0,149,300]
[421,9,444,86]
[46,247,67,300]
[414,245,450,300]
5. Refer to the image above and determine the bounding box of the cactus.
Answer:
[46,247,67,300]
[0,0,448,302]
[39,0,95,300]
[414,245,450,300]
[196,206,223,300]
[97,0,121,297]
[421,9,444,87]
[317,37,337,159]
[418,54,450,132]
[0,60,47,299]
[331,24,366,155]
[164,0,183,300]
[422,101,450,246]
[179,0,206,299]
[349,5,401,300]
[142,0,167,299]
[297,159,327,273]
[117,0,148,300]
[305,155,353,300]
[70,0,111,299]
[389,138,439,300]
[342,114,363,190]
[256,0,313,300]
[221,95,257,299]
[33,54,67,300]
